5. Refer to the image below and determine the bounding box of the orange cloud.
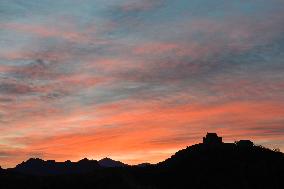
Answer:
[1,96,283,168]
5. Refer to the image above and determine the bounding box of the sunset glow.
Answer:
[0,0,284,168]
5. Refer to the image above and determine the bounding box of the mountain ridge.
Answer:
[0,133,283,189]
[6,157,128,175]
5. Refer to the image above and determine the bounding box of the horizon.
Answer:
[1,133,282,169]
[1,0,284,169]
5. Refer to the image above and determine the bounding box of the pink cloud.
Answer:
[0,22,109,45]
[1,92,284,168]
[2,23,86,42]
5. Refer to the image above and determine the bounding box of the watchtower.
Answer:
[203,133,223,145]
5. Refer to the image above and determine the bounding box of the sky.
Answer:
[0,0,284,168]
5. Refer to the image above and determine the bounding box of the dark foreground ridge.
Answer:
[7,157,126,175]
[0,133,283,189]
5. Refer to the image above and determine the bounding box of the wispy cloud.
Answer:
[0,0,284,168]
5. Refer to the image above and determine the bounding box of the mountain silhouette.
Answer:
[11,158,100,175]
[0,133,283,189]
[98,157,127,167]
[154,133,284,188]
[135,162,152,167]
[10,157,128,175]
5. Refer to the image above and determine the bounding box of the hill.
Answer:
[9,157,127,175]
[10,158,100,175]
[98,157,127,168]
[0,133,283,189]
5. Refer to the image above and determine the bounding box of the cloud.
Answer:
[120,0,164,12]
[1,97,284,168]
[0,81,35,95]
[1,22,88,43]
[1,0,284,168]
